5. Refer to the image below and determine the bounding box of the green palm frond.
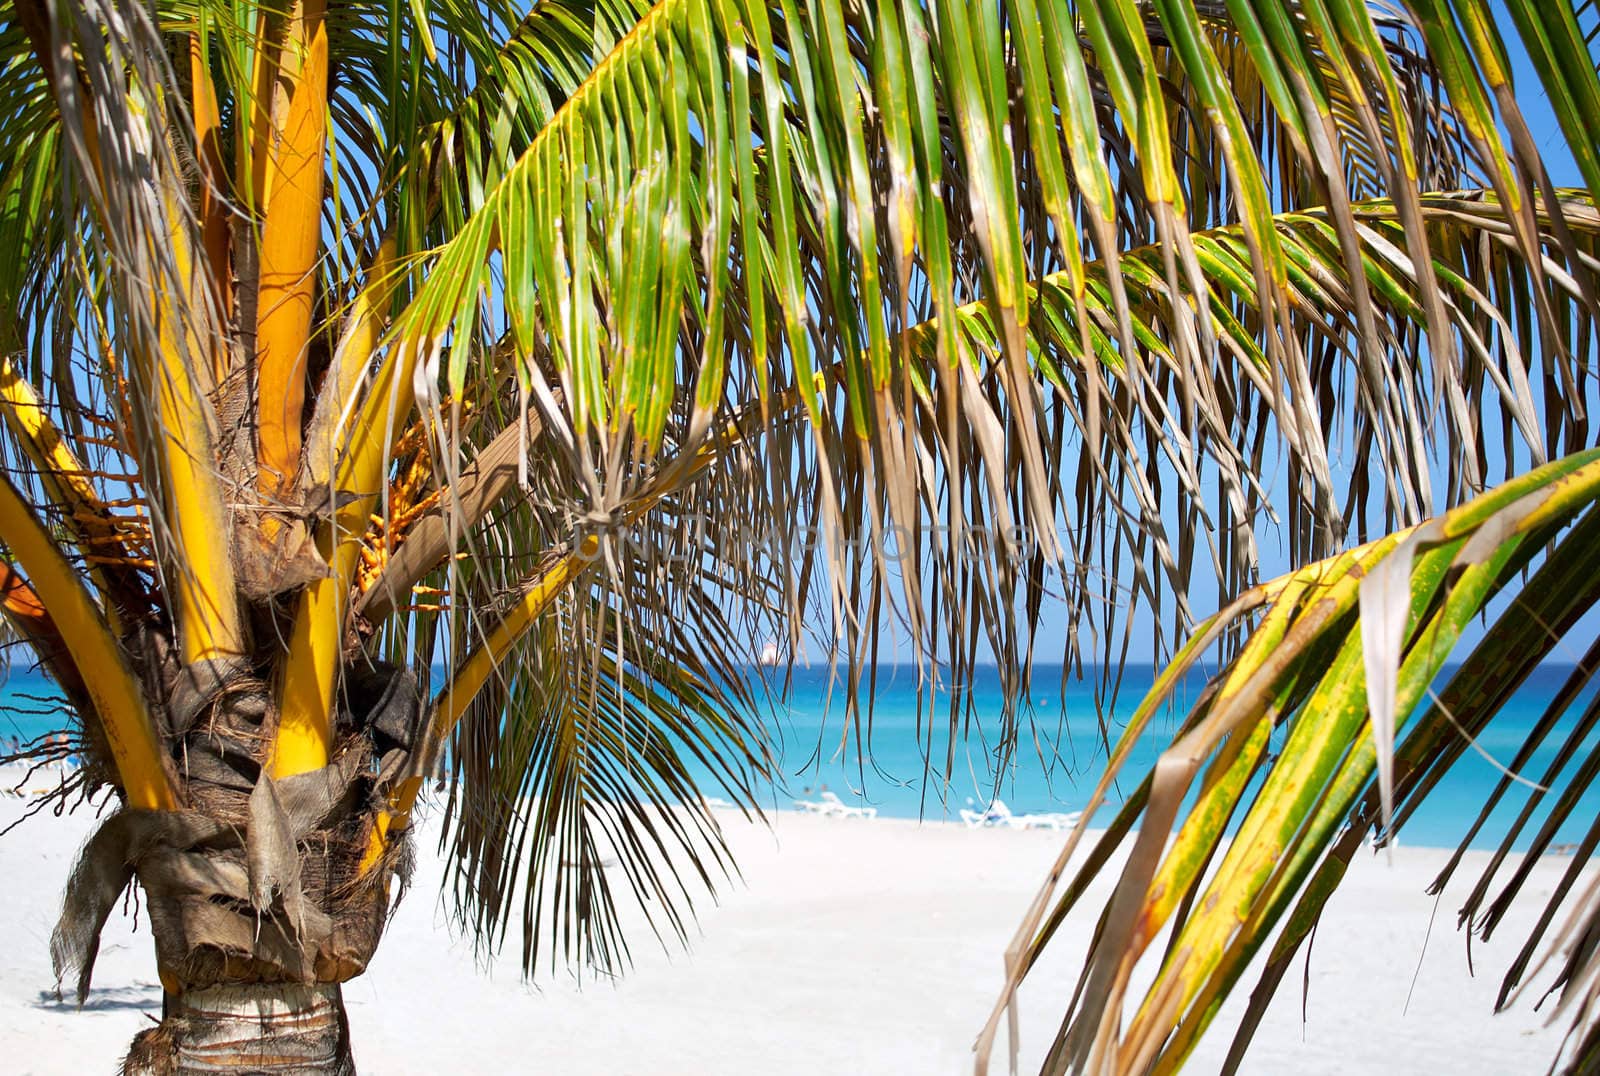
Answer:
[376,0,654,258]
[387,183,1600,778]
[380,0,1585,763]
[1482,0,1600,199]
[922,189,1600,614]
[436,572,772,976]
[376,408,782,975]
[981,449,1600,1074]
[0,14,65,369]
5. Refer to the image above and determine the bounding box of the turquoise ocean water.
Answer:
[707,662,1600,852]
[4,662,1598,851]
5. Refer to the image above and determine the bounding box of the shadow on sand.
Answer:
[34,981,161,1012]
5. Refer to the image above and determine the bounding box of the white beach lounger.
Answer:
[792,790,878,819]
[961,800,1081,831]
[1008,811,1082,831]
[959,799,1014,828]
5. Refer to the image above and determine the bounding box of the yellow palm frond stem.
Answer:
[302,237,400,489]
[253,0,330,496]
[241,8,279,210]
[0,475,176,810]
[269,534,356,778]
[357,542,594,875]
[272,334,423,775]
[0,359,148,628]
[143,313,243,668]
[332,337,424,511]
[106,80,242,670]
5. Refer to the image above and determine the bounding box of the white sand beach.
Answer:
[0,774,1587,1074]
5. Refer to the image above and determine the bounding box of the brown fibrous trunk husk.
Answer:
[53,664,427,1076]
[124,982,354,1075]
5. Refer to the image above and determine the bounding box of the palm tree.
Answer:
[1,0,1598,1071]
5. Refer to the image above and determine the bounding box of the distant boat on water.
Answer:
[758,639,781,666]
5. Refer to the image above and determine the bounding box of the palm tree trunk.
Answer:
[125,982,354,1075]
[51,665,428,1076]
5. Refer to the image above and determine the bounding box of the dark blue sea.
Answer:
[3,662,1597,851]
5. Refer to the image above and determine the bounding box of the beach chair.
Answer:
[961,800,1081,830]
[959,799,1013,828]
[792,791,878,819]
[1010,810,1082,831]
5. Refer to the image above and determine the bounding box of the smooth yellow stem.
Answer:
[0,360,137,631]
[242,9,278,210]
[0,475,176,810]
[0,362,106,522]
[272,334,423,776]
[304,237,400,488]
[254,0,330,496]
[119,83,242,669]
[270,539,357,777]
[149,313,243,667]
[273,238,406,778]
